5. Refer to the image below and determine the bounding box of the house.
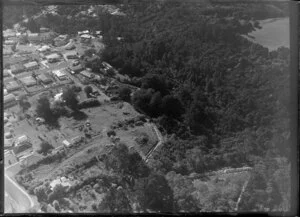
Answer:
[69,61,84,74]
[3,29,16,39]
[62,140,71,147]
[40,31,58,44]
[4,93,17,108]
[10,64,26,74]
[3,46,14,56]
[4,150,18,166]
[4,89,8,96]
[52,69,68,80]
[20,76,37,87]
[24,61,39,71]
[5,81,21,92]
[45,53,61,63]
[63,50,78,61]
[4,40,16,45]
[80,34,93,43]
[40,27,50,33]
[80,70,95,79]
[27,33,41,44]
[54,92,64,102]
[3,69,10,77]
[37,73,53,84]
[54,34,69,47]
[50,177,72,191]
[13,140,33,158]
[37,45,51,52]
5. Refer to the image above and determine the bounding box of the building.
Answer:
[28,33,41,44]
[4,93,17,108]
[69,62,84,74]
[45,53,61,63]
[54,34,69,47]
[20,76,37,87]
[40,31,58,44]
[63,51,78,61]
[10,64,26,74]
[40,27,50,33]
[4,40,16,45]
[37,73,52,84]
[3,69,10,77]
[24,61,39,71]
[37,45,51,52]
[5,81,21,92]
[3,29,16,39]
[62,140,71,147]
[4,150,18,166]
[80,70,95,79]
[80,34,93,43]
[52,69,68,80]
[13,141,33,158]
[50,177,72,191]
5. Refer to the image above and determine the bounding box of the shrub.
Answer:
[78,99,101,109]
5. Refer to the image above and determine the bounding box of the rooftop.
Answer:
[52,69,67,77]
[23,61,38,68]
[20,76,37,86]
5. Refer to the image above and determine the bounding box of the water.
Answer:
[243,17,289,51]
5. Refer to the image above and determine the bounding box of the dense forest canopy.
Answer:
[4,1,292,212]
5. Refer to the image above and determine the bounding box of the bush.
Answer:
[37,141,54,156]
[78,99,100,109]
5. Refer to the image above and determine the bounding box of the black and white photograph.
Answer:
[2,0,295,214]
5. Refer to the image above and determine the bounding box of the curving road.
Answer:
[5,163,35,213]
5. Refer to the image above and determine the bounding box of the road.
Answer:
[145,123,164,163]
[5,173,34,213]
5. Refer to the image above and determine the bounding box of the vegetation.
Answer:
[9,1,291,213]
[37,141,54,156]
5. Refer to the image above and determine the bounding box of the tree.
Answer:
[84,48,96,58]
[37,141,54,156]
[36,96,53,121]
[84,85,93,98]
[53,200,60,211]
[134,172,174,213]
[149,91,162,116]
[34,185,48,203]
[118,87,131,102]
[98,188,131,213]
[47,184,68,203]
[62,87,79,110]
[161,95,183,118]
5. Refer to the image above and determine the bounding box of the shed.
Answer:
[62,140,71,147]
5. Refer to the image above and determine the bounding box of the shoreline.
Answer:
[242,16,289,51]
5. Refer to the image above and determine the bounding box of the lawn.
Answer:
[192,170,251,211]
